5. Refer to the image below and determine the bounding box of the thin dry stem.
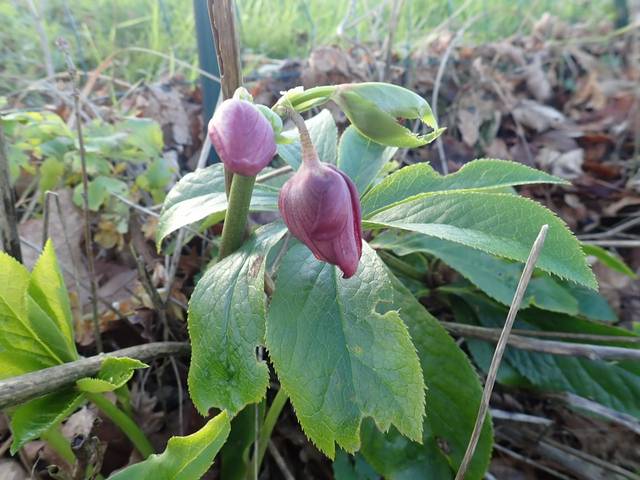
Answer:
[455,224,548,480]
[0,121,22,261]
[56,38,103,352]
[441,322,640,360]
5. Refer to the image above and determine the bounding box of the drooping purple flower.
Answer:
[208,99,277,176]
[278,114,362,278]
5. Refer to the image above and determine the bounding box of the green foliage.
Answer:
[10,389,85,454]
[73,176,130,211]
[4,111,173,245]
[0,243,148,455]
[155,164,278,250]
[364,190,597,289]
[187,223,286,415]
[359,266,492,479]
[108,410,231,480]
[361,159,568,217]
[0,242,78,376]
[266,243,425,458]
[76,357,148,393]
[373,232,616,322]
[582,243,637,278]
[337,126,397,193]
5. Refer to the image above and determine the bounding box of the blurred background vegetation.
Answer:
[0,0,615,94]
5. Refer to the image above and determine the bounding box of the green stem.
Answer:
[288,85,336,112]
[219,174,256,259]
[41,426,75,465]
[87,392,154,458]
[254,388,288,473]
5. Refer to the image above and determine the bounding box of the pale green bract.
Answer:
[266,243,425,458]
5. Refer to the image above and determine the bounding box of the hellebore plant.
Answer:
[153,82,598,479]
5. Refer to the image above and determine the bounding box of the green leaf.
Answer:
[120,117,164,159]
[337,126,397,194]
[136,156,177,203]
[10,389,85,454]
[361,159,569,217]
[28,240,77,358]
[39,157,65,193]
[569,285,617,322]
[372,232,579,315]
[73,176,129,211]
[332,83,442,148]
[266,243,425,458]
[456,293,640,419]
[0,251,75,369]
[333,451,378,480]
[582,243,637,278]
[108,410,231,480]
[0,250,30,324]
[364,191,597,289]
[156,164,278,250]
[359,267,492,480]
[77,357,148,393]
[188,222,286,416]
[277,109,337,168]
[0,349,51,380]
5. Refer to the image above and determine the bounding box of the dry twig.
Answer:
[441,322,640,361]
[56,38,103,353]
[0,342,189,410]
[455,224,548,480]
[0,120,22,261]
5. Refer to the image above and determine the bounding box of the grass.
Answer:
[0,0,615,95]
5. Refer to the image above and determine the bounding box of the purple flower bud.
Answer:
[208,99,277,176]
[279,160,362,278]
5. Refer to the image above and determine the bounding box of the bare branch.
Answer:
[0,342,189,410]
[441,322,640,361]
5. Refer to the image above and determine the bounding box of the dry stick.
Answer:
[441,323,640,361]
[0,342,189,410]
[493,444,572,480]
[454,224,548,480]
[382,0,404,81]
[582,239,640,248]
[267,442,295,480]
[57,38,103,353]
[578,214,640,240]
[0,120,23,261]
[550,392,640,436]
[208,0,243,196]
